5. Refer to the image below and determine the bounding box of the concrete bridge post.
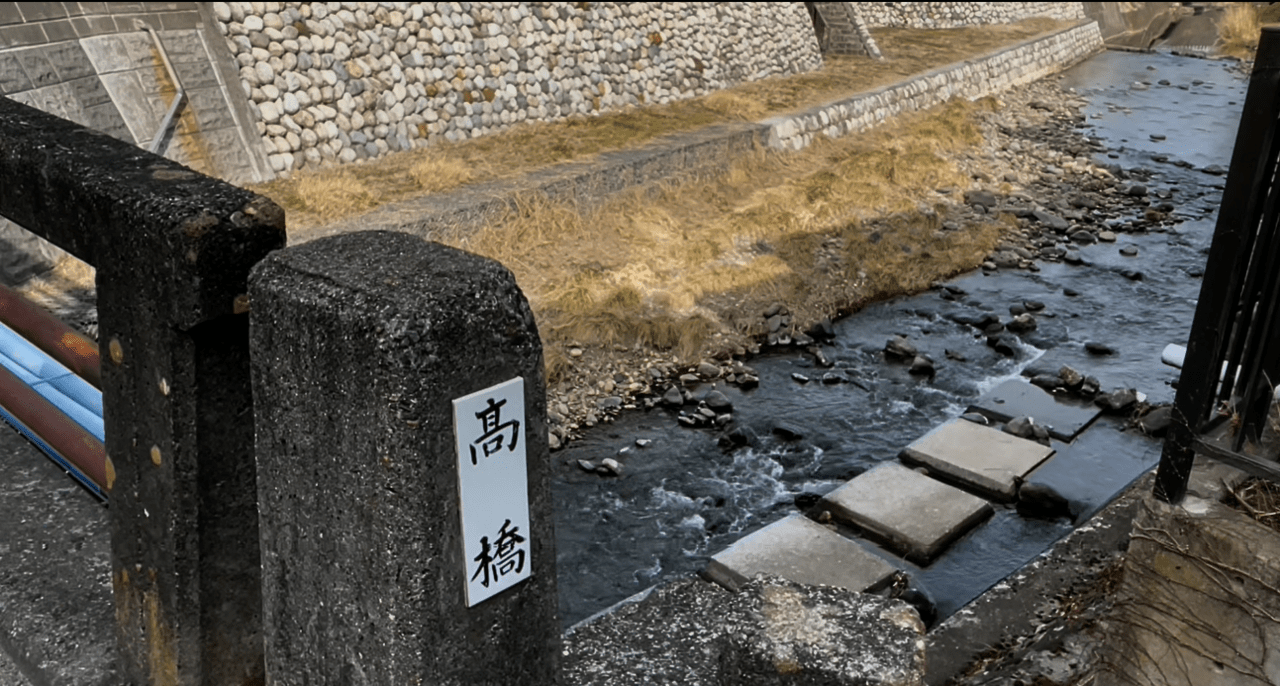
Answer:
[0,95,286,685]
[248,231,559,684]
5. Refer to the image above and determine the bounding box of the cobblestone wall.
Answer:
[858,2,1085,29]
[765,19,1102,150]
[213,2,824,175]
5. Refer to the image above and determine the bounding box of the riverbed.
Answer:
[553,49,1248,628]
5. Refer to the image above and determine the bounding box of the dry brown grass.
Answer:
[445,98,1006,377]
[1225,477,1280,533]
[251,18,1071,230]
[1217,2,1263,60]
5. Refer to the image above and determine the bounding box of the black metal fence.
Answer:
[1156,26,1280,503]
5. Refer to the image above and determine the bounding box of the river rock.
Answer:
[1119,246,1139,257]
[697,362,721,379]
[705,390,733,412]
[806,318,836,340]
[1138,405,1173,436]
[1032,210,1070,231]
[1059,366,1084,391]
[791,372,810,384]
[738,375,760,390]
[723,424,759,448]
[988,333,1018,357]
[1004,416,1037,439]
[772,423,804,441]
[885,336,918,360]
[965,189,999,208]
[909,355,935,377]
[598,457,622,476]
[1030,374,1064,392]
[662,386,685,407]
[1096,388,1139,413]
[1018,482,1072,520]
[1085,342,1115,356]
[961,412,989,425]
[821,372,846,385]
[1006,313,1038,334]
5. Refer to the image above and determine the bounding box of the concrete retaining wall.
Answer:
[765,19,1103,151]
[316,20,1106,244]
[212,1,823,174]
[1101,469,1280,685]
[858,2,1086,29]
[0,1,268,185]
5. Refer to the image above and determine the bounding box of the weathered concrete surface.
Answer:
[563,575,924,686]
[703,514,896,594]
[1019,415,1163,521]
[925,471,1155,685]
[1098,463,1280,686]
[969,379,1101,442]
[820,462,992,564]
[900,418,1054,501]
[0,420,115,685]
[1081,2,1182,50]
[0,94,285,686]
[250,231,558,685]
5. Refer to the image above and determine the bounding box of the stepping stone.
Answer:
[899,418,1054,502]
[704,514,896,593]
[819,462,993,564]
[968,379,1101,441]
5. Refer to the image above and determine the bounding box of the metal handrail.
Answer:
[136,20,188,155]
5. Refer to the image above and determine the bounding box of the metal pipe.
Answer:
[137,20,188,156]
[0,283,99,389]
[0,361,107,499]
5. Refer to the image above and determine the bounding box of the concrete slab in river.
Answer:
[900,418,1055,501]
[703,514,897,593]
[820,461,994,564]
[968,379,1101,441]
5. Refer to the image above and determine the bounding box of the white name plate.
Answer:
[453,377,531,607]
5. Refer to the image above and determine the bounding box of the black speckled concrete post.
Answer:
[0,96,285,685]
[249,231,559,685]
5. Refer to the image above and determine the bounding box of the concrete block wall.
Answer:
[857,2,1086,29]
[765,19,1103,151]
[0,2,268,185]
[211,1,824,174]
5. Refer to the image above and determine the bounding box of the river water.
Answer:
[552,50,1249,628]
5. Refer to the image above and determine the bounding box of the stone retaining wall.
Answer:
[858,2,1086,29]
[212,2,823,175]
[765,20,1103,151]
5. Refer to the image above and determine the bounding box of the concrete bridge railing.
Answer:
[0,85,561,684]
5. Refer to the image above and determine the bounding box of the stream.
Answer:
[553,49,1249,629]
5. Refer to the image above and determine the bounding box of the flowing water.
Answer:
[553,50,1249,628]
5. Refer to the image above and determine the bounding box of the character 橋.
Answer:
[469,519,526,588]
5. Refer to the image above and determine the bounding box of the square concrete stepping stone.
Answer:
[704,514,896,593]
[819,462,993,564]
[899,418,1054,501]
[968,379,1101,441]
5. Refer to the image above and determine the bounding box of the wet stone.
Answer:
[900,418,1055,502]
[820,462,993,564]
[703,514,896,594]
[968,379,1102,442]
